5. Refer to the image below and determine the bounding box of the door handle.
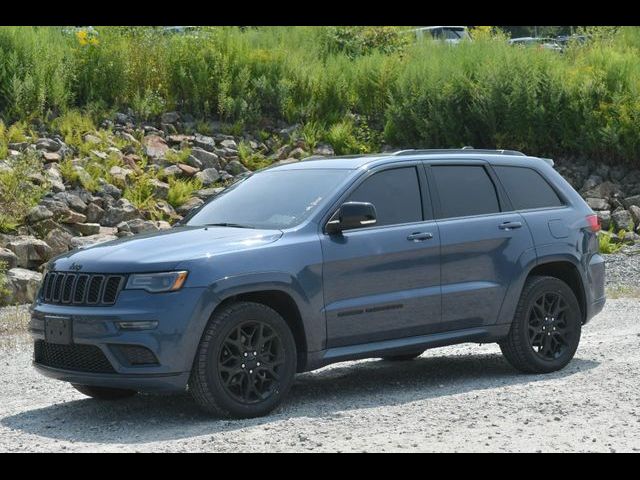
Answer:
[499,221,523,230]
[407,232,434,242]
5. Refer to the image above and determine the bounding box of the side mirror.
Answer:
[326,202,377,234]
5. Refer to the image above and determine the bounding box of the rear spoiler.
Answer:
[540,157,555,167]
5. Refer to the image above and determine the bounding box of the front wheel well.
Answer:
[215,290,308,372]
[527,261,586,323]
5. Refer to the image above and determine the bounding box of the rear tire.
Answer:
[189,301,297,418]
[72,384,137,400]
[381,351,423,361]
[499,276,582,374]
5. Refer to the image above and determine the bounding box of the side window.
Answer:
[432,165,500,218]
[494,166,563,210]
[347,167,423,227]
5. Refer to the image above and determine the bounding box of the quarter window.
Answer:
[432,165,500,218]
[494,166,563,210]
[346,167,423,227]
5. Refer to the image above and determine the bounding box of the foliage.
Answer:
[167,177,203,208]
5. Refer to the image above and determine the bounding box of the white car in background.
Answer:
[508,36,562,52]
[412,26,471,44]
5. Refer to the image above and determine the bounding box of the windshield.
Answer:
[186,169,349,230]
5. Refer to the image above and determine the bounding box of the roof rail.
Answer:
[391,148,527,157]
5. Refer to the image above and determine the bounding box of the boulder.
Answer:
[35,138,60,152]
[125,218,159,234]
[196,168,220,186]
[629,205,640,230]
[275,145,292,160]
[193,134,216,152]
[189,147,221,170]
[98,182,122,200]
[150,179,170,200]
[219,139,238,150]
[143,134,169,159]
[597,211,611,231]
[162,165,182,178]
[4,268,43,304]
[100,199,140,227]
[176,197,204,215]
[225,160,249,176]
[58,210,87,225]
[177,163,199,177]
[54,191,87,213]
[196,187,225,200]
[582,181,623,201]
[156,221,172,230]
[161,112,180,124]
[611,209,634,232]
[69,234,118,249]
[6,236,53,269]
[44,228,74,257]
[167,134,194,146]
[155,201,178,219]
[289,147,307,159]
[83,133,102,144]
[27,206,54,224]
[109,165,134,184]
[585,197,609,211]
[0,248,18,270]
[85,203,105,224]
[42,152,61,163]
[314,143,335,156]
[73,223,101,236]
[624,195,640,209]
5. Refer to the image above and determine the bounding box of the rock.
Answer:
[4,268,43,304]
[42,151,61,163]
[629,205,640,230]
[58,210,87,225]
[275,145,292,160]
[98,182,122,200]
[177,163,199,177]
[83,133,102,144]
[155,201,178,219]
[122,154,143,172]
[162,165,182,178]
[195,187,225,200]
[585,197,609,211]
[193,134,216,152]
[185,155,203,170]
[69,234,118,249]
[583,181,623,201]
[72,223,101,236]
[624,195,640,209]
[109,165,134,184]
[30,219,65,238]
[597,211,611,231]
[27,206,53,224]
[611,209,634,232]
[100,199,140,227]
[150,179,170,200]
[85,203,105,224]
[176,197,204,215]
[271,158,299,167]
[161,112,180,124]
[0,248,18,270]
[6,236,53,269]
[225,160,249,176]
[8,142,28,151]
[143,134,169,159]
[220,139,237,150]
[289,147,307,159]
[54,192,87,213]
[44,229,74,257]
[314,143,335,156]
[114,112,132,125]
[189,147,221,169]
[155,221,172,230]
[35,138,60,152]
[581,175,603,193]
[196,168,220,186]
[167,134,194,146]
[125,219,159,234]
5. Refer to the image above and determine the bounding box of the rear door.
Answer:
[320,164,442,348]
[427,161,534,329]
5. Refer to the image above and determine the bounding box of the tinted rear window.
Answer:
[495,166,563,210]
[347,167,423,226]
[432,165,500,218]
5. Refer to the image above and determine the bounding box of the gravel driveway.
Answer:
[0,298,639,452]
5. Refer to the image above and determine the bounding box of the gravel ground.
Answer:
[602,246,640,294]
[0,296,639,452]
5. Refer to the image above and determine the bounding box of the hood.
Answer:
[48,226,283,274]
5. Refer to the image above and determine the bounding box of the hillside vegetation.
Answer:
[1,26,640,163]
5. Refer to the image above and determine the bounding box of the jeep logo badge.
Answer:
[69,263,83,271]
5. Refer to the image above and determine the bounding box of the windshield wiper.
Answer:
[202,223,256,229]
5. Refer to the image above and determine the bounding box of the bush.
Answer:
[167,177,203,208]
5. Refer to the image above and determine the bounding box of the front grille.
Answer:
[40,272,125,306]
[34,340,116,373]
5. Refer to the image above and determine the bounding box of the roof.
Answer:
[267,149,553,172]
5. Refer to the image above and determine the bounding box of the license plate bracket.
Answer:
[44,316,73,345]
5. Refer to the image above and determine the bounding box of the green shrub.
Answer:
[167,177,203,208]
[0,152,47,233]
[0,261,10,306]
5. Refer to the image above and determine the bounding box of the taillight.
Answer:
[586,214,601,232]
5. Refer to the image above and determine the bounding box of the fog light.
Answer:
[116,321,158,331]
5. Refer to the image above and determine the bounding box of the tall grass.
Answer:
[2,26,640,163]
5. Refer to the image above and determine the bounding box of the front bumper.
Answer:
[30,287,214,393]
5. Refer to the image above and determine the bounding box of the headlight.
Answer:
[125,271,188,293]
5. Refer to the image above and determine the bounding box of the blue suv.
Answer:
[31,149,606,418]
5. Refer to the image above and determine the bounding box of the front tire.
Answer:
[72,384,137,400]
[499,276,582,374]
[189,302,297,418]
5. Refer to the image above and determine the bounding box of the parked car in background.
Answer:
[509,37,562,51]
[412,26,471,44]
